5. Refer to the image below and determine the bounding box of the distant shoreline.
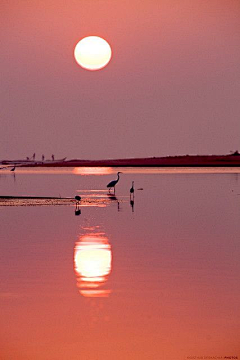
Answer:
[1,154,240,167]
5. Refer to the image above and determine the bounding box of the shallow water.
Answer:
[0,168,240,360]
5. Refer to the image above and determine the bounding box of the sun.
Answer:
[74,36,112,71]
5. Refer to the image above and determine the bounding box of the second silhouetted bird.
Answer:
[130,181,134,196]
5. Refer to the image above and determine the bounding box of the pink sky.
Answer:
[1,0,240,160]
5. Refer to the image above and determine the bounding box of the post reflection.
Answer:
[74,232,112,298]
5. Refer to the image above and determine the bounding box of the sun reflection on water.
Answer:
[73,167,113,175]
[74,233,112,297]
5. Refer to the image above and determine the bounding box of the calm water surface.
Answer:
[0,168,240,360]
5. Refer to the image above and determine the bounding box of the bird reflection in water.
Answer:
[75,207,81,216]
[74,232,112,297]
[107,193,120,211]
[130,198,134,212]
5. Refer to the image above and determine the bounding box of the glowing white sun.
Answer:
[74,36,112,71]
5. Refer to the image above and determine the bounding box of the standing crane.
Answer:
[107,172,122,193]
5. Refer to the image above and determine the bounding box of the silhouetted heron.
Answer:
[107,172,122,193]
[130,181,134,196]
[11,166,16,172]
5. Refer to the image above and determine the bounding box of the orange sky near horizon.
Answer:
[1,0,240,160]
